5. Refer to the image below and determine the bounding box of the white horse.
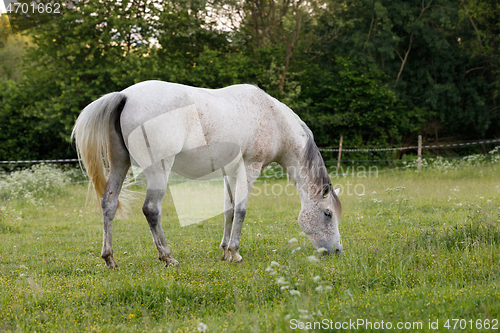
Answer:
[72,80,342,269]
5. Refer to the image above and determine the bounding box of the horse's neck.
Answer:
[283,157,310,206]
[277,122,311,205]
[269,97,316,204]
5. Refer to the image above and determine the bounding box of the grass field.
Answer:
[1,162,500,332]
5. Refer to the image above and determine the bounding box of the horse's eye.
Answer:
[324,209,332,218]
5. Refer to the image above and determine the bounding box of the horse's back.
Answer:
[120,81,197,137]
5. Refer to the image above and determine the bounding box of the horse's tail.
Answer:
[71,92,130,214]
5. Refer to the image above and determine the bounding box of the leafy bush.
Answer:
[402,146,500,171]
[0,164,70,201]
[60,164,88,183]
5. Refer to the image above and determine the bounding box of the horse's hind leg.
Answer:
[101,148,131,269]
[142,158,179,267]
[220,175,236,261]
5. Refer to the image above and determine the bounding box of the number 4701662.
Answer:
[6,2,61,14]
[444,319,498,330]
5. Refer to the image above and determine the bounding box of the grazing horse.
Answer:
[72,80,342,269]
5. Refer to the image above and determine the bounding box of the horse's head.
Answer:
[298,184,342,254]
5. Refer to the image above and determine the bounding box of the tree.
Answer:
[2,0,499,161]
[1,15,31,82]
[295,57,423,148]
[241,0,322,93]
[459,0,500,136]
[308,0,499,145]
[1,0,165,160]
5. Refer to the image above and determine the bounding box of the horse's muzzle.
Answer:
[320,242,342,255]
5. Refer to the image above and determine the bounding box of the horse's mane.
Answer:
[301,124,331,190]
[300,123,342,211]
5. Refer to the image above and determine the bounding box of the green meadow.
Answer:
[1,161,499,332]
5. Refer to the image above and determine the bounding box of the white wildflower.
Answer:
[307,255,320,263]
[197,322,207,332]
[276,277,288,285]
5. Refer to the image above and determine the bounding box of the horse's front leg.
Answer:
[220,176,236,261]
[226,201,247,263]
[143,160,179,267]
[101,160,130,269]
[227,162,262,263]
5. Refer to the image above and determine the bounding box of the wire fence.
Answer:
[2,138,499,165]
[2,138,499,183]
[0,158,80,164]
[318,138,500,152]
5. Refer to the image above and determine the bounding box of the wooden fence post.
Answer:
[337,135,343,170]
[418,135,422,172]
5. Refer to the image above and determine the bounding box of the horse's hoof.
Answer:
[104,257,118,269]
[220,252,231,261]
[164,258,180,268]
[229,251,243,263]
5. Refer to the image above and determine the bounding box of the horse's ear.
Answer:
[334,187,340,196]
[321,184,331,198]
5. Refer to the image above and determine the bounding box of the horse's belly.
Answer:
[171,142,242,179]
